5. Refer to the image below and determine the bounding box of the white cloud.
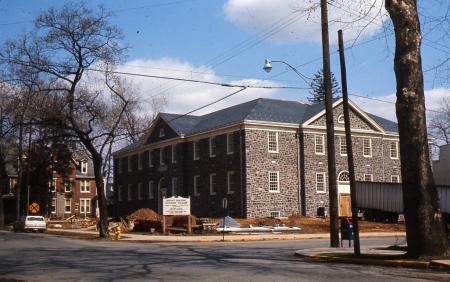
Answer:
[223,0,387,44]
[118,58,280,115]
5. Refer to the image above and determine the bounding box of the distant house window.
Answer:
[193,141,200,160]
[51,198,56,213]
[227,133,234,154]
[390,141,399,159]
[270,211,281,218]
[209,173,216,196]
[172,144,177,164]
[128,156,132,172]
[64,199,71,213]
[339,136,347,156]
[391,175,400,183]
[138,182,143,200]
[149,150,153,167]
[80,180,90,193]
[118,186,122,202]
[209,137,216,157]
[316,172,326,193]
[363,138,372,157]
[80,199,91,215]
[194,175,200,196]
[338,114,345,124]
[172,177,177,196]
[268,131,278,153]
[81,161,88,174]
[268,171,280,193]
[50,178,57,192]
[127,184,132,201]
[160,147,165,166]
[118,158,123,173]
[159,128,165,137]
[227,171,235,194]
[315,135,325,155]
[64,180,72,193]
[148,181,154,199]
[364,174,373,181]
[138,153,142,170]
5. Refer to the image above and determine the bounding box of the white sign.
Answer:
[163,196,191,215]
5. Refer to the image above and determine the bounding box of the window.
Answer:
[338,171,350,182]
[172,177,177,196]
[64,180,72,193]
[118,158,123,173]
[51,198,56,213]
[268,131,278,153]
[227,171,235,194]
[338,114,345,124]
[138,182,143,200]
[138,153,142,170]
[128,156,132,172]
[193,141,200,160]
[391,175,400,183]
[270,211,281,218]
[194,175,200,196]
[316,172,326,193]
[390,141,399,159]
[172,144,177,163]
[65,199,71,213]
[363,138,372,157]
[315,135,325,155]
[209,137,216,157]
[50,178,57,192]
[268,171,280,193]
[159,128,165,137]
[227,133,234,154]
[340,136,347,156]
[80,180,90,193]
[209,173,216,195]
[80,199,91,215]
[148,150,153,167]
[364,174,373,181]
[160,147,165,166]
[127,184,132,201]
[81,161,88,174]
[148,181,154,199]
[118,186,122,202]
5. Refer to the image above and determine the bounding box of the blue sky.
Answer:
[0,0,449,120]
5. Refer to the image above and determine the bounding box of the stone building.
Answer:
[112,98,401,218]
[433,144,450,186]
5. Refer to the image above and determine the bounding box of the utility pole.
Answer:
[320,0,339,247]
[338,30,361,255]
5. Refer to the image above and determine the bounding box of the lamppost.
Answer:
[263,59,311,84]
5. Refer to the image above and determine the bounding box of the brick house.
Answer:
[112,98,401,218]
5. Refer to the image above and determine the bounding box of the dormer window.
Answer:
[81,161,88,174]
[159,128,165,137]
[337,114,345,124]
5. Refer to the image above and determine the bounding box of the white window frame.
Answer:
[171,177,177,196]
[128,156,132,172]
[148,150,153,167]
[51,198,56,214]
[363,174,373,182]
[209,173,216,196]
[80,198,91,215]
[64,179,72,193]
[337,114,345,124]
[390,141,399,159]
[270,211,281,218]
[160,147,165,166]
[226,133,234,154]
[64,198,71,213]
[363,138,372,158]
[80,180,90,193]
[172,144,177,163]
[138,153,142,170]
[315,135,325,155]
[227,171,235,194]
[209,137,216,158]
[267,131,279,153]
[159,128,165,137]
[50,178,57,192]
[137,182,143,200]
[148,181,154,199]
[127,184,132,201]
[193,141,200,160]
[268,171,280,193]
[81,161,88,174]
[339,136,347,156]
[316,172,326,193]
[194,175,200,196]
[391,175,400,183]
[118,186,123,202]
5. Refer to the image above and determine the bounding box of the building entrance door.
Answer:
[339,194,351,217]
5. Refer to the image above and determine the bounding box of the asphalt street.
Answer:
[0,231,448,281]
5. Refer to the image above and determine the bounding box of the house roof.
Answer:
[114,98,399,155]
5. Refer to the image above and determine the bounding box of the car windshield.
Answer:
[27,217,44,221]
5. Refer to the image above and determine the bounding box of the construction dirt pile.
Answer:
[127,208,162,221]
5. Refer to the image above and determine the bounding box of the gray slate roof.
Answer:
[115,98,398,154]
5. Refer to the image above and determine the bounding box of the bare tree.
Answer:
[429,97,450,145]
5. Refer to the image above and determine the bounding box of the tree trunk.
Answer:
[385,0,450,258]
[91,150,109,239]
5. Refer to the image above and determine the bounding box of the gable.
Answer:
[145,118,179,144]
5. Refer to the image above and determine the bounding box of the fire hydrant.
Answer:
[114,226,122,240]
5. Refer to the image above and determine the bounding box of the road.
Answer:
[0,231,448,281]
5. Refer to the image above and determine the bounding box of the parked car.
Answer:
[13,216,47,233]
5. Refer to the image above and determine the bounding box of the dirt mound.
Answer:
[127,208,162,221]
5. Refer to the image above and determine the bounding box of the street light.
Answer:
[262,59,311,84]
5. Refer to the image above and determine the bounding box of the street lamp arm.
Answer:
[263,59,311,85]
